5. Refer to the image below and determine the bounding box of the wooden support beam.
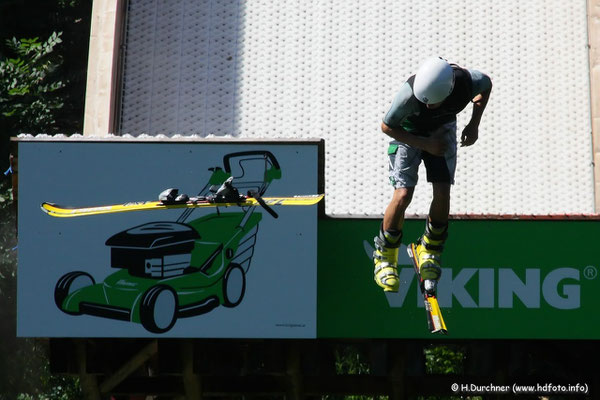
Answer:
[181,340,202,400]
[286,342,304,400]
[99,340,158,395]
[75,340,101,400]
[389,342,406,400]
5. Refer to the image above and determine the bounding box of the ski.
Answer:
[41,194,324,218]
[407,243,448,334]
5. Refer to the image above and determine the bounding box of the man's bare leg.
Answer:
[374,187,415,292]
[383,187,415,232]
[412,182,451,284]
[428,183,451,225]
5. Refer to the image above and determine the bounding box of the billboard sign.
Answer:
[17,140,321,338]
[317,218,600,339]
[18,139,600,339]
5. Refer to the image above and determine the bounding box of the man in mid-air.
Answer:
[373,56,492,293]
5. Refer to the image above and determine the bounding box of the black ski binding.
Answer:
[159,188,190,204]
[209,177,244,203]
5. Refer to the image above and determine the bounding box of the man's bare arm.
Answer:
[381,122,447,156]
[461,85,492,146]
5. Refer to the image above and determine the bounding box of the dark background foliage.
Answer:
[0,1,90,398]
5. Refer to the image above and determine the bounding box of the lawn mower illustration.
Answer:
[53,151,282,333]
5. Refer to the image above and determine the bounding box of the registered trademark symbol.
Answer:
[584,266,598,280]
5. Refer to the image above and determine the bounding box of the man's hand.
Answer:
[461,123,479,147]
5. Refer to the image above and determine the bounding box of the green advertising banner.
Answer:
[318,218,600,339]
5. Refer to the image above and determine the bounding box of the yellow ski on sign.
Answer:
[41,194,324,218]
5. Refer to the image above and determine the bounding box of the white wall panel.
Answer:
[120,0,593,216]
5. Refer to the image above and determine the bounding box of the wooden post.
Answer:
[83,0,126,136]
[75,340,101,400]
[286,342,304,400]
[181,340,202,400]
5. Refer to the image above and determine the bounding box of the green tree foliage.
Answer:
[424,344,465,375]
[419,345,474,400]
[0,0,91,164]
[334,344,371,375]
[0,32,65,130]
[16,370,82,400]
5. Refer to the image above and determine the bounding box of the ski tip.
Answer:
[310,194,325,204]
[40,202,84,218]
[41,202,55,214]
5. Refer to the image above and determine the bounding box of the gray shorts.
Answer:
[388,121,457,188]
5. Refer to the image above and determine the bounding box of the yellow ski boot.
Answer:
[373,229,402,292]
[411,240,442,280]
[409,220,447,291]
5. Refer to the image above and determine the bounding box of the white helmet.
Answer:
[413,57,455,104]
